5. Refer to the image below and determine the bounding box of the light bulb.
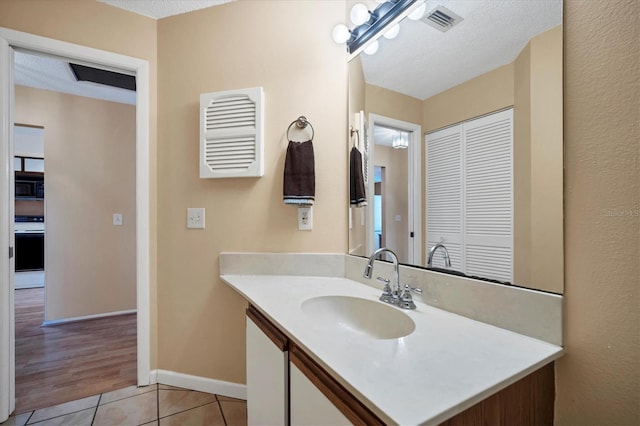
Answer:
[408,2,427,20]
[332,24,350,44]
[364,40,379,55]
[383,24,400,39]
[350,3,370,26]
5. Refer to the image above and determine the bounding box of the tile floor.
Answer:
[2,384,247,426]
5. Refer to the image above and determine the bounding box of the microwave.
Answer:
[15,177,44,199]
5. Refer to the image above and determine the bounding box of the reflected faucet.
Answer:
[427,243,452,268]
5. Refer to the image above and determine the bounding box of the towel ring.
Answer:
[287,116,314,142]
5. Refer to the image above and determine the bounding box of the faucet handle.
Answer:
[398,285,417,310]
[408,286,422,295]
[377,277,394,303]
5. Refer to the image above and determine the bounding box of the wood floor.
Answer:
[14,288,137,414]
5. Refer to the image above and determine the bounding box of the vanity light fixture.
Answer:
[332,0,423,59]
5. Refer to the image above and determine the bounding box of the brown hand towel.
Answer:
[283,140,315,206]
[350,146,367,207]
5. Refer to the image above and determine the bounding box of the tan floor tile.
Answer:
[28,408,95,426]
[28,395,99,424]
[100,384,157,405]
[2,412,32,426]
[159,402,224,426]
[93,391,157,426]
[157,384,188,391]
[219,400,247,426]
[158,389,216,418]
[216,395,246,403]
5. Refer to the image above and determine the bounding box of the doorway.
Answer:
[366,114,422,265]
[0,27,151,422]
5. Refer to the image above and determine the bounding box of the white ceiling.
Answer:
[361,0,562,100]
[96,0,234,19]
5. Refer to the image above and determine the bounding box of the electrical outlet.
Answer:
[187,208,205,229]
[113,213,123,226]
[298,207,312,231]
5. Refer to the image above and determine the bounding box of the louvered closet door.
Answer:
[463,110,513,282]
[425,125,463,270]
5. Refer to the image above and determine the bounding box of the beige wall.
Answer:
[557,0,639,424]
[365,84,423,125]
[513,26,564,293]
[514,41,532,288]
[374,146,409,262]
[14,86,136,320]
[0,0,159,367]
[156,0,347,384]
[423,63,514,133]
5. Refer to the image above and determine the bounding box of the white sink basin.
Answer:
[301,295,415,339]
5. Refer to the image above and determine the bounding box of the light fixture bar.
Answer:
[347,0,420,60]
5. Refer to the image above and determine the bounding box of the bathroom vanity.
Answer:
[220,253,563,425]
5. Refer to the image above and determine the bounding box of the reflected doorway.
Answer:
[367,114,421,265]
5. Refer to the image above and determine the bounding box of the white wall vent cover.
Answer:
[200,86,264,178]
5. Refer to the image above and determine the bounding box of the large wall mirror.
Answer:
[347,0,563,294]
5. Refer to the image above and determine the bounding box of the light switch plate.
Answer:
[187,208,205,229]
[113,213,123,226]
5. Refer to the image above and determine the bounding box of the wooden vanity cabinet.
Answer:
[245,304,555,426]
[246,305,381,425]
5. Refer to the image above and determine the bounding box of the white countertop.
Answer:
[221,274,563,425]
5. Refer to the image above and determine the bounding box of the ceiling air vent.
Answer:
[421,6,463,33]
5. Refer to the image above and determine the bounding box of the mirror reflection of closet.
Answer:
[347,0,564,294]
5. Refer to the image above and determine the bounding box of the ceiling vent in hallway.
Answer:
[69,63,136,91]
[421,6,464,32]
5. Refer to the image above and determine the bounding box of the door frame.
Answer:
[0,27,151,421]
[367,114,422,264]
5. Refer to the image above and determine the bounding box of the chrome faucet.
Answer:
[363,247,419,310]
[427,243,452,268]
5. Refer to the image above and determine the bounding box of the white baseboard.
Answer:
[152,369,246,400]
[42,309,136,326]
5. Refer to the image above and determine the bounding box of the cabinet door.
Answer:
[246,308,288,426]
[290,363,351,426]
[289,344,383,426]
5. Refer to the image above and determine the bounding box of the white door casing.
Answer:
[0,27,151,422]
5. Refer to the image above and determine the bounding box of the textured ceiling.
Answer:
[361,0,562,100]
[96,0,234,19]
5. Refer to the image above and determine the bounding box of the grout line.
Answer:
[97,386,157,406]
[157,401,218,421]
[216,395,228,426]
[25,411,34,425]
[90,394,101,425]
[156,385,160,424]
